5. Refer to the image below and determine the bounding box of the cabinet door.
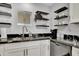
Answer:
[50,42,70,56]
[27,45,41,56]
[40,40,50,56]
[70,3,79,23]
[40,45,50,56]
[72,47,79,56]
[0,53,3,56]
[4,48,25,56]
[0,45,4,56]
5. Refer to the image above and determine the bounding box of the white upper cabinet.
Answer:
[70,3,79,23]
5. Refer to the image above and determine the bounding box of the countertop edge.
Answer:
[0,37,50,44]
[51,39,79,48]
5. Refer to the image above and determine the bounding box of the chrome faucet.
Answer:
[21,25,32,40]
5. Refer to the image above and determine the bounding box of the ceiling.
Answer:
[32,3,54,7]
[40,3,53,7]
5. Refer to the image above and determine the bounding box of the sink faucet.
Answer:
[21,25,32,40]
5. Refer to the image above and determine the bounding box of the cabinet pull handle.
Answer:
[26,49,28,56]
[24,49,28,56]
[24,50,26,56]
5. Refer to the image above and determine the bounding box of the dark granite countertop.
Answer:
[51,39,79,48]
[1,35,79,49]
[0,33,51,38]
[0,37,51,44]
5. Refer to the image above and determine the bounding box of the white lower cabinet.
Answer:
[40,45,50,56]
[4,49,25,56]
[40,40,50,56]
[27,46,41,56]
[4,46,41,56]
[2,40,50,56]
[72,47,79,56]
[0,45,4,56]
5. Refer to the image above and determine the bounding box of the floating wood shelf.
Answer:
[54,15,68,20]
[54,6,68,13]
[35,18,49,21]
[0,22,11,28]
[0,3,12,9]
[0,12,12,17]
[54,24,68,26]
[70,22,79,24]
[36,11,49,15]
[36,25,49,27]
[0,22,11,25]
[41,18,49,21]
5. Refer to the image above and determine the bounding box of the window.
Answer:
[17,11,31,24]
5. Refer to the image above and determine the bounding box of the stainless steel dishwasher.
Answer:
[50,40,71,56]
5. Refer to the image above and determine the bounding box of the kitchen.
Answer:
[0,3,79,56]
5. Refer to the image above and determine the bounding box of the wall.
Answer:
[49,3,70,56]
[50,3,79,37]
[5,3,51,34]
[49,3,68,39]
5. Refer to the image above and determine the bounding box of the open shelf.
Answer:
[0,12,12,17]
[0,22,11,25]
[36,11,49,15]
[36,25,49,27]
[35,17,49,21]
[0,3,12,9]
[54,15,68,20]
[54,24,68,26]
[41,18,49,21]
[54,6,68,13]
[0,22,11,28]
[70,22,79,24]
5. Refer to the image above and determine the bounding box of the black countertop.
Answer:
[51,39,79,48]
[0,37,51,44]
[0,33,51,38]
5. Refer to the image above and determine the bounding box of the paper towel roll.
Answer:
[1,28,7,38]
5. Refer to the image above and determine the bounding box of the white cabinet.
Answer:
[27,45,41,56]
[0,45,4,56]
[40,45,50,56]
[3,40,50,56]
[4,48,25,56]
[4,45,41,56]
[70,4,79,23]
[40,40,50,56]
[72,47,79,56]
[27,40,50,56]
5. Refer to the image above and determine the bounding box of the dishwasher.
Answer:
[50,41,70,56]
[50,29,71,56]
